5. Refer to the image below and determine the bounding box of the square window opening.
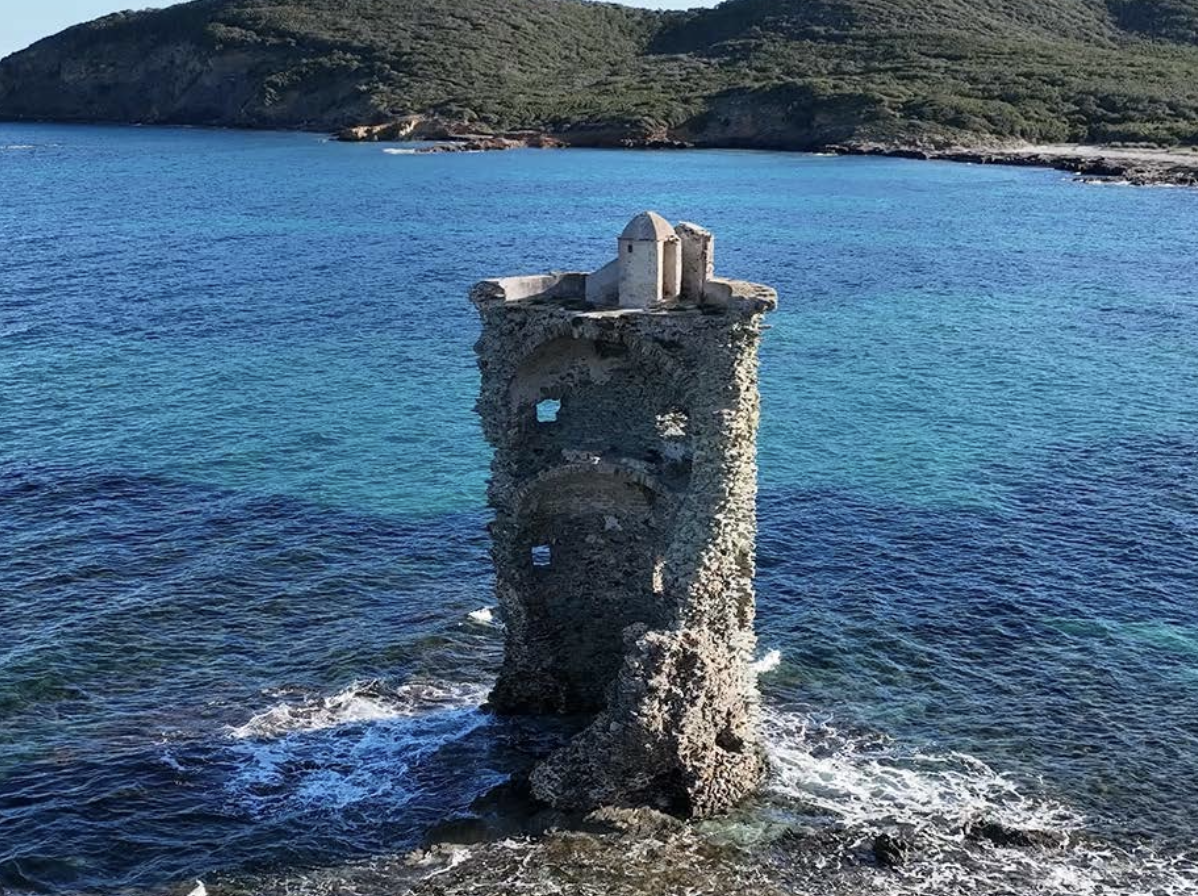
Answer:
[531,544,552,567]
[537,399,561,423]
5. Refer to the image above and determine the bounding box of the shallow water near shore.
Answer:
[1,123,1197,894]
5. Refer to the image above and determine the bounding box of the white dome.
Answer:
[620,211,674,242]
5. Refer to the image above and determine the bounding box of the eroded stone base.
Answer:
[530,626,766,818]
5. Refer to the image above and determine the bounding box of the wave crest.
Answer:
[764,708,1079,833]
[223,679,493,817]
[227,679,486,740]
[753,708,1198,896]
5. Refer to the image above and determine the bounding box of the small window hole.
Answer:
[531,544,552,567]
[656,410,688,439]
[536,399,561,423]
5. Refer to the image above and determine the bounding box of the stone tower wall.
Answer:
[617,238,664,307]
[470,215,775,817]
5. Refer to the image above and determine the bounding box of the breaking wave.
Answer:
[755,707,1198,896]
[467,606,497,626]
[764,708,1079,831]
[752,648,782,675]
[224,679,492,816]
[226,679,485,739]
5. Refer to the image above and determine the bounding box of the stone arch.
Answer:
[505,462,673,711]
[508,323,692,404]
[508,333,629,409]
[506,329,697,478]
[512,460,666,517]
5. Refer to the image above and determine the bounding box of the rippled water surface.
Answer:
[1,124,1197,894]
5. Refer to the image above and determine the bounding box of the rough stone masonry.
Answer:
[469,212,777,817]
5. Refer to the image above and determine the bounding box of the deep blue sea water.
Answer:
[1,124,1197,895]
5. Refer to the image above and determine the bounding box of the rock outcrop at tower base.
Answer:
[470,213,776,817]
[530,626,764,816]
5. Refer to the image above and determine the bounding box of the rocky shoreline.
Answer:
[824,142,1198,187]
[208,798,1193,896]
[336,116,1198,185]
[336,118,565,153]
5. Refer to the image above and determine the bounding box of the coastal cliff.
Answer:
[3,0,1198,156]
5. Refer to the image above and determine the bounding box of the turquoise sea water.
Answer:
[1,124,1197,893]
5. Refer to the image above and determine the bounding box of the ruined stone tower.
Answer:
[470,212,776,817]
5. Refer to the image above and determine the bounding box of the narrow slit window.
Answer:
[536,399,561,423]
[531,544,552,567]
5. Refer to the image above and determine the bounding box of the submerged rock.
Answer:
[964,818,1068,849]
[406,827,791,896]
[209,811,1192,896]
[872,831,914,868]
[582,805,686,836]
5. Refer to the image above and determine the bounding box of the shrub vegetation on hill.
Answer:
[1,0,1197,147]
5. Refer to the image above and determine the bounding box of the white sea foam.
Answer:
[764,707,1081,831]
[423,845,473,877]
[227,679,485,740]
[752,649,782,675]
[224,679,492,817]
[757,707,1198,896]
[468,606,496,626]
[383,148,418,155]
[865,842,1198,896]
[2,144,36,151]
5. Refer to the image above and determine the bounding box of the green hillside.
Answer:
[2,0,1197,147]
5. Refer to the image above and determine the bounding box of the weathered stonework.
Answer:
[470,213,776,818]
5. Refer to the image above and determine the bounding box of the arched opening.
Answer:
[513,466,670,712]
[508,335,693,480]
